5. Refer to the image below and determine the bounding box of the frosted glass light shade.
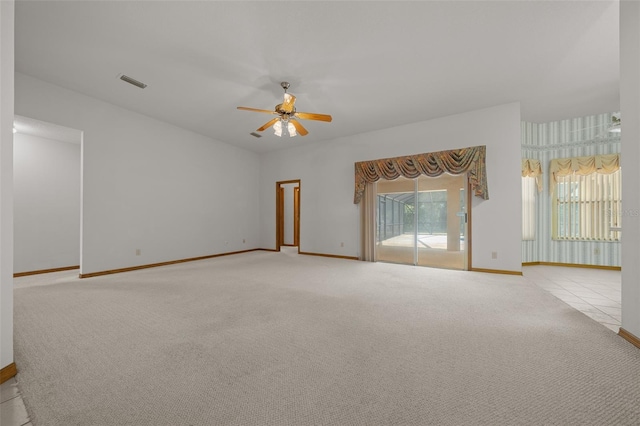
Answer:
[273,119,297,137]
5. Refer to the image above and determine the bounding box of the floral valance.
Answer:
[522,158,543,192]
[354,145,488,204]
[549,154,620,192]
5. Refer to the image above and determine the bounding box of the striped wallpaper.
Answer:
[521,112,621,266]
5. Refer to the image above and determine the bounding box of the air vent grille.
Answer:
[119,74,147,89]
[250,132,262,138]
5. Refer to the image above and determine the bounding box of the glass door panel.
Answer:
[375,174,468,270]
[416,174,467,270]
[375,177,416,265]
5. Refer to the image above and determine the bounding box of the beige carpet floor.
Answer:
[13,250,640,425]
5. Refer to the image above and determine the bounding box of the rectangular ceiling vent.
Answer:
[119,74,147,89]
[250,132,262,138]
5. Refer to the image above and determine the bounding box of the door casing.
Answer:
[276,180,301,251]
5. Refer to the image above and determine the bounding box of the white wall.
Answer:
[282,183,297,245]
[260,102,522,272]
[15,73,261,276]
[620,1,640,338]
[13,132,81,273]
[0,0,15,371]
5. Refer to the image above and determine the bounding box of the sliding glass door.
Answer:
[416,174,467,270]
[376,177,416,265]
[376,174,468,270]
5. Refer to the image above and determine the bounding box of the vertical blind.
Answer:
[522,177,537,240]
[521,159,542,241]
[552,166,621,241]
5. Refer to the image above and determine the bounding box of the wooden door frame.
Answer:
[293,186,300,246]
[276,180,301,252]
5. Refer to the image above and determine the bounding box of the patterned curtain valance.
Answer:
[549,154,620,192]
[522,158,543,192]
[354,145,488,204]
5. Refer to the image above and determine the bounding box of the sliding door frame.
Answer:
[374,174,472,271]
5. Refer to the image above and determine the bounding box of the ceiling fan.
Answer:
[569,112,621,139]
[237,82,332,137]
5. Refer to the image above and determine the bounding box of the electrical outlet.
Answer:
[243,239,246,244]
[340,242,344,247]
[491,251,498,259]
[594,248,600,255]
[225,241,229,246]
[135,249,141,256]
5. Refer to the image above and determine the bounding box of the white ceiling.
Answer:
[14,1,620,153]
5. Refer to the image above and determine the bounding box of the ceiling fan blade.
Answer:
[237,106,277,114]
[257,117,280,132]
[280,93,296,113]
[295,112,332,122]
[290,119,309,136]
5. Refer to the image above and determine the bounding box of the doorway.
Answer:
[12,115,83,275]
[375,173,470,270]
[276,180,300,251]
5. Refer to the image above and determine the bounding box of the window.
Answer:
[522,176,536,240]
[552,169,621,241]
[521,159,542,241]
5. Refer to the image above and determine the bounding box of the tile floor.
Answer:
[1,264,622,426]
[523,265,621,332]
[0,377,31,426]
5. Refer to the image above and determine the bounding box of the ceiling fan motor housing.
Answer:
[276,106,295,115]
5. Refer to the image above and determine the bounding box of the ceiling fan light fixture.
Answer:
[287,121,297,137]
[273,119,297,137]
[273,120,282,137]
